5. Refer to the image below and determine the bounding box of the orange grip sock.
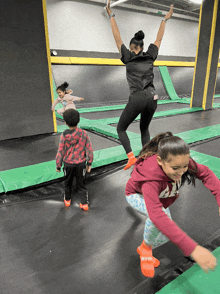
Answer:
[138,241,157,278]
[124,152,137,170]
[137,246,160,268]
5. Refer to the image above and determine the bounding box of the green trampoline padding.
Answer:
[177,124,220,144]
[1,77,218,193]
[157,246,220,294]
[1,125,220,193]
[0,161,64,193]
[190,150,220,178]
[159,66,181,101]
[76,107,203,127]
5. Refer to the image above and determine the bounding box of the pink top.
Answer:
[126,154,220,256]
[52,94,82,110]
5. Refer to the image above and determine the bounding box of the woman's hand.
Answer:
[105,0,112,16]
[80,98,84,101]
[164,4,173,20]
[190,245,217,273]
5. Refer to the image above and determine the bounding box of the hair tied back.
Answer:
[164,132,172,139]
[61,82,69,89]
[134,30,145,41]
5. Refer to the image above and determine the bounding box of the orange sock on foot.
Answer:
[124,152,137,170]
[137,246,160,268]
[79,203,89,211]
[138,241,156,278]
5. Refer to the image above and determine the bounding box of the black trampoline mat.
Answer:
[81,109,123,120]
[111,108,220,137]
[191,137,220,158]
[0,131,119,171]
[80,102,189,121]
[156,102,190,111]
[1,166,220,294]
[214,97,220,103]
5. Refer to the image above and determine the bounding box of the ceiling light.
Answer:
[190,0,203,4]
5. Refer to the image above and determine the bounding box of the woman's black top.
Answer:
[121,43,158,94]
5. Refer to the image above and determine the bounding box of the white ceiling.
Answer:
[85,0,201,21]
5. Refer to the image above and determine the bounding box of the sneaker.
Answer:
[79,203,89,211]
[64,199,71,207]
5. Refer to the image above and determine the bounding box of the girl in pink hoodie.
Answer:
[126,132,219,277]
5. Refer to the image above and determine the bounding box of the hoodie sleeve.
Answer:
[85,133,93,166]
[55,134,65,170]
[66,94,82,102]
[194,160,220,207]
[142,181,198,256]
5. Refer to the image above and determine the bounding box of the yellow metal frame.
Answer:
[42,0,57,133]
[190,3,203,108]
[202,0,219,109]
[51,56,195,67]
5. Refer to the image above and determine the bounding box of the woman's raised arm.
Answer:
[105,0,123,53]
[154,4,173,49]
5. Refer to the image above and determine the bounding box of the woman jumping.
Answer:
[105,1,173,170]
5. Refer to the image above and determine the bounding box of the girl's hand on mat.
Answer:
[86,165,91,173]
[80,98,84,101]
[56,169,61,172]
[165,4,173,20]
[191,245,217,273]
[106,0,112,15]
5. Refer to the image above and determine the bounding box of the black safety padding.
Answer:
[0,0,54,141]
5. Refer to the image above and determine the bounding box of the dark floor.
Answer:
[1,107,219,172]
[0,104,220,294]
[117,108,220,137]
[0,130,119,172]
[1,159,220,294]
[80,102,188,120]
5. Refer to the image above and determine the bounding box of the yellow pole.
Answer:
[42,0,57,133]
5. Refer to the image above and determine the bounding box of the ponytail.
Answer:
[130,30,145,49]
[56,82,69,92]
[138,132,173,158]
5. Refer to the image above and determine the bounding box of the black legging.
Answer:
[117,88,157,154]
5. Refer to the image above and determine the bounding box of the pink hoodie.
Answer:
[126,154,220,256]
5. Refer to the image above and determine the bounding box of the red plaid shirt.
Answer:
[56,127,93,170]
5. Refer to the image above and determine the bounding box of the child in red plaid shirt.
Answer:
[56,109,93,210]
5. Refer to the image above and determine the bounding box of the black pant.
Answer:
[63,162,88,204]
[117,87,157,154]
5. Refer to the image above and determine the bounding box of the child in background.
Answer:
[52,82,84,115]
[56,109,93,210]
[125,132,219,277]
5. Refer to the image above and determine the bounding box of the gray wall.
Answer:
[0,0,54,141]
[46,0,199,58]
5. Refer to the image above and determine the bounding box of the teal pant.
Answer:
[126,193,172,248]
